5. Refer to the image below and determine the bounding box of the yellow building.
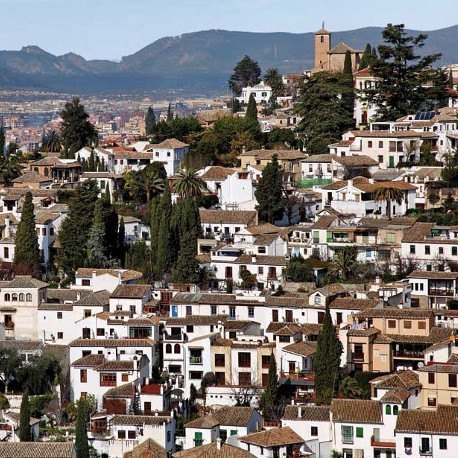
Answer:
[418,363,458,409]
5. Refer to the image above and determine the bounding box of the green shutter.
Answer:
[356,427,363,438]
[230,429,237,436]
[326,232,333,243]
[195,432,202,439]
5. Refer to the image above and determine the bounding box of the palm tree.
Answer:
[328,246,357,281]
[173,169,207,200]
[373,185,405,220]
[41,130,61,152]
[263,68,285,98]
[140,168,165,202]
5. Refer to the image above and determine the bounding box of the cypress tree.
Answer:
[343,50,353,74]
[19,392,31,441]
[359,43,372,70]
[259,352,279,419]
[155,187,173,277]
[449,70,455,89]
[245,94,258,122]
[145,105,156,134]
[117,217,126,267]
[14,192,41,276]
[313,305,343,405]
[88,151,95,171]
[149,196,161,266]
[87,200,108,267]
[0,125,5,154]
[75,399,89,458]
[166,103,173,122]
[255,154,284,223]
[174,231,200,283]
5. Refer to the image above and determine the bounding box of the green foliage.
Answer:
[359,43,373,70]
[339,376,365,399]
[14,192,41,275]
[19,392,31,441]
[328,246,357,281]
[0,348,23,393]
[125,241,152,281]
[124,162,166,203]
[0,125,4,154]
[285,256,316,282]
[240,269,257,289]
[60,97,98,158]
[29,394,55,418]
[245,94,258,121]
[155,187,173,277]
[57,180,99,280]
[173,169,206,200]
[75,399,89,458]
[343,51,353,74]
[174,232,200,283]
[0,394,9,410]
[145,105,156,134]
[150,116,202,144]
[295,72,355,153]
[255,154,284,223]
[264,68,285,99]
[229,55,261,96]
[373,185,405,219]
[16,354,61,395]
[0,151,21,186]
[86,200,108,268]
[117,218,126,267]
[41,130,61,152]
[313,306,343,405]
[66,396,96,423]
[259,353,279,420]
[365,24,448,120]
[265,128,297,150]
[166,103,173,122]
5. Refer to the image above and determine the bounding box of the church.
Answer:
[312,25,363,73]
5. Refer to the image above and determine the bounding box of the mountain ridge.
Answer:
[1,26,457,94]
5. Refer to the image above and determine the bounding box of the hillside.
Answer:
[1,26,457,94]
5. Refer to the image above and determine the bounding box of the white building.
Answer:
[238,82,272,105]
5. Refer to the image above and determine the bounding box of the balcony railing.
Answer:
[352,352,365,362]
[428,288,455,297]
[189,356,203,365]
[393,350,424,358]
[371,436,395,448]
[164,333,184,341]
[419,448,432,456]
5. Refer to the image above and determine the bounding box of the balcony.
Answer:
[371,436,395,448]
[189,356,203,365]
[428,288,455,297]
[164,333,184,341]
[352,352,365,362]
[419,448,432,456]
[393,350,424,359]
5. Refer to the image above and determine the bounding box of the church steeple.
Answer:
[314,23,331,70]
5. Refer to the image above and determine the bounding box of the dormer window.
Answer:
[314,295,321,305]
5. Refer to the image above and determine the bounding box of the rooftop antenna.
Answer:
[322,20,325,29]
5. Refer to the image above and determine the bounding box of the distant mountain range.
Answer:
[1,26,457,95]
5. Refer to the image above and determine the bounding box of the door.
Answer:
[225,266,232,279]
[288,361,296,375]
[389,156,395,168]
[82,328,90,339]
[144,402,151,414]
[272,310,279,322]
[421,437,430,453]
[285,310,293,322]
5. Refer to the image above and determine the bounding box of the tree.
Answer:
[365,24,448,120]
[87,200,108,268]
[155,187,173,277]
[0,348,22,394]
[343,51,353,74]
[373,185,405,220]
[359,43,372,70]
[230,131,260,156]
[339,376,365,399]
[255,154,284,223]
[166,103,173,122]
[245,94,258,122]
[174,231,200,284]
[125,241,153,281]
[14,192,41,275]
[124,163,166,203]
[173,169,206,200]
[0,125,5,154]
[313,306,342,405]
[428,192,440,210]
[259,352,279,420]
[41,129,61,152]
[145,105,156,135]
[240,269,257,289]
[295,72,355,153]
[285,256,316,282]
[75,398,90,458]
[60,97,98,158]
[328,246,357,281]
[0,152,21,186]
[264,68,285,99]
[228,55,262,96]
[19,392,31,441]
[117,218,126,267]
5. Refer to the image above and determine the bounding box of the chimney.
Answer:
[216,438,222,450]
[242,146,246,154]
[76,292,81,301]
[118,270,122,285]
[298,406,302,419]
[252,254,257,263]
[145,377,150,386]
[4,218,10,238]
[375,276,380,285]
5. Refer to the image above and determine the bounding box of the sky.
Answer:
[1,0,457,61]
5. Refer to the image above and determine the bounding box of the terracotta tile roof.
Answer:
[384,327,453,344]
[200,166,236,181]
[246,223,283,235]
[380,388,411,403]
[302,323,323,336]
[12,170,52,183]
[240,149,306,161]
[331,399,382,424]
[111,414,171,426]
[71,354,106,367]
[418,363,458,373]
[75,268,142,281]
[310,215,337,229]
[302,154,333,163]
[315,283,348,297]
[265,296,306,308]
[332,155,378,167]
[347,327,381,337]
[3,275,48,289]
[33,156,81,168]
[97,360,134,371]
[401,222,435,243]
[0,340,43,352]
[266,322,296,333]
[282,405,330,421]
[165,315,228,326]
[223,320,252,331]
[74,290,111,307]
[0,442,75,458]
[69,338,156,347]
[124,438,167,458]
[114,150,154,160]
[240,426,304,447]
[282,341,317,357]
[234,254,288,266]
[350,130,438,139]
[174,442,255,458]
[408,270,458,280]
[185,416,220,429]
[39,303,74,311]
[154,138,189,149]
[104,382,135,399]
[330,297,378,310]
[328,41,360,54]
[110,284,151,299]
[274,324,303,336]
[211,407,257,426]
[199,209,258,226]
[395,408,458,434]
[35,211,60,225]
[371,169,405,181]
[356,308,435,319]
[253,233,282,245]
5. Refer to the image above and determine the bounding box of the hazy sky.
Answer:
[2,0,457,60]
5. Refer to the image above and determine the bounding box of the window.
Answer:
[4,294,10,301]
[118,430,126,439]
[410,245,416,254]
[314,294,322,305]
[317,312,325,324]
[341,425,354,444]
[355,427,363,438]
[311,426,318,436]
[258,267,264,275]
[220,429,228,442]
[449,373,457,388]
[80,369,87,383]
[238,352,251,368]
[393,405,398,415]
[248,307,254,318]
[26,293,32,302]
[97,328,104,336]
[167,431,171,442]
[238,372,251,386]
[229,306,236,319]
[379,141,383,148]
[19,293,24,301]
[215,354,225,367]
[385,405,391,415]
[428,373,435,384]
[425,245,430,255]
[174,344,180,354]
[428,397,437,407]
[11,294,17,302]
[453,246,458,256]
[211,305,217,315]
[404,320,412,329]
[128,430,136,439]
[56,312,63,320]
[186,306,192,316]
[388,320,396,329]
[122,373,128,382]
[439,246,444,255]
[440,438,448,450]
[404,437,412,448]
[262,355,271,369]
[82,279,91,286]
[186,325,194,333]
[418,321,426,330]
[84,309,91,318]
[166,344,172,354]
[189,371,203,380]
[378,155,384,163]
[100,373,116,387]
[258,246,266,254]
[57,332,63,339]
[368,141,373,148]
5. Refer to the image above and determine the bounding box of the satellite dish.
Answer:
[417,362,424,368]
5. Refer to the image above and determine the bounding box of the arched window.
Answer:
[44,167,49,177]
[174,344,180,354]
[393,405,399,415]
[165,344,172,354]
[11,294,18,302]
[4,294,10,302]
[26,293,32,301]
[19,293,25,301]
[385,405,391,415]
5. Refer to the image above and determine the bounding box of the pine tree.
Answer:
[155,187,173,277]
[145,105,156,134]
[229,55,262,96]
[14,192,41,276]
[343,51,353,74]
[255,154,284,223]
[259,352,279,420]
[166,103,173,122]
[117,217,126,267]
[358,43,372,70]
[19,392,31,441]
[75,399,89,458]
[313,306,343,405]
[87,200,108,267]
[245,94,258,122]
